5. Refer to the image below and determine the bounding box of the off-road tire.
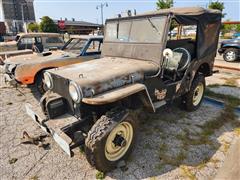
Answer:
[35,73,47,95]
[182,74,205,111]
[85,112,138,172]
[223,48,238,62]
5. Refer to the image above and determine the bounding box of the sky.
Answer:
[33,0,240,23]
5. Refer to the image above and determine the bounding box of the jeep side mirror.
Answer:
[163,48,173,59]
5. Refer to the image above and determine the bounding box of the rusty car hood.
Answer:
[4,50,78,65]
[50,57,159,97]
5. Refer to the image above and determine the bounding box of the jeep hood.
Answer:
[4,50,78,65]
[50,57,159,97]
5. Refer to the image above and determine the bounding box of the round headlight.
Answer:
[69,81,82,103]
[44,72,53,89]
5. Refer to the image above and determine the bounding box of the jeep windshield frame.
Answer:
[105,16,167,44]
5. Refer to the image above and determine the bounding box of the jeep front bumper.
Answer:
[25,103,79,156]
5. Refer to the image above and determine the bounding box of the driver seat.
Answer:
[164,47,191,81]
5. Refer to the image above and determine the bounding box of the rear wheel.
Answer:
[35,73,48,95]
[85,111,138,172]
[223,48,238,62]
[182,74,205,111]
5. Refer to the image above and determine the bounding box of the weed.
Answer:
[221,77,239,87]
[9,158,18,164]
[30,175,38,180]
[180,165,196,180]
[205,89,240,107]
[234,127,240,136]
[144,143,152,149]
[96,171,105,180]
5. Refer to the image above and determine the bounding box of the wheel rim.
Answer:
[105,121,133,161]
[193,83,204,106]
[226,51,236,61]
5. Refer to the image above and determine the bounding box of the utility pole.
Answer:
[21,2,27,33]
[96,2,108,26]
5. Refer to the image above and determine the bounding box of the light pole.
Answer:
[21,2,27,33]
[96,2,108,26]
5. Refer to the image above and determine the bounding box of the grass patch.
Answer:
[30,175,39,180]
[180,165,196,180]
[234,127,240,136]
[159,142,186,166]
[144,143,152,149]
[205,89,240,107]
[96,171,105,180]
[222,142,231,153]
[221,77,239,87]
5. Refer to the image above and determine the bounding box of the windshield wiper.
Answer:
[147,18,161,35]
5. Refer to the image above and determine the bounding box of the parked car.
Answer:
[4,35,103,94]
[25,7,221,172]
[0,35,4,42]
[218,37,240,62]
[232,32,240,39]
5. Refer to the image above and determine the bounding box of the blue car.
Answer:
[233,32,240,39]
[218,37,240,62]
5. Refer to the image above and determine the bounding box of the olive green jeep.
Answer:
[25,7,221,172]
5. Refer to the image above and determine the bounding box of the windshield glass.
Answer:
[63,38,87,53]
[105,16,167,43]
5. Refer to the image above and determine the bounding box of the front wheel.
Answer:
[182,74,205,111]
[85,111,138,172]
[223,48,238,62]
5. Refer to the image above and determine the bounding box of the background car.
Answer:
[218,37,240,62]
[4,35,103,94]
[232,32,240,39]
[0,32,64,52]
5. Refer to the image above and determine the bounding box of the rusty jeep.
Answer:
[25,7,221,172]
[4,35,103,94]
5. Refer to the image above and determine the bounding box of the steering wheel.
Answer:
[173,47,191,72]
[32,45,40,53]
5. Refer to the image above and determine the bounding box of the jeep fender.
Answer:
[82,83,155,112]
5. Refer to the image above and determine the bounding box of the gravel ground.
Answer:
[0,69,240,180]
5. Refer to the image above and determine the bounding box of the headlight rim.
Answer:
[69,81,83,103]
[44,71,53,89]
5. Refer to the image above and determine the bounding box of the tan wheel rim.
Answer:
[193,83,204,106]
[105,121,133,161]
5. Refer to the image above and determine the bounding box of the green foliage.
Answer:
[96,171,105,180]
[68,26,75,34]
[39,16,58,33]
[27,23,39,32]
[236,24,240,32]
[208,1,226,17]
[156,0,173,9]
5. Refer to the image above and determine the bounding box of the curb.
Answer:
[214,64,240,71]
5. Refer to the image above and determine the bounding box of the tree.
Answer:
[39,16,58,33]
[27,23,39,32]
[156,0,173,10]
[208,1,226,18]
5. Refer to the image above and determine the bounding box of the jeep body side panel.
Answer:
[82,83,154,110]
